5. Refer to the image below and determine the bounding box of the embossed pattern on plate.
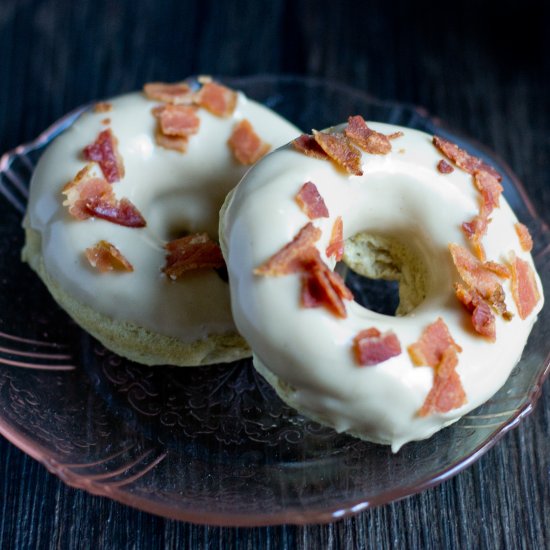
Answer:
[0,76,548,526]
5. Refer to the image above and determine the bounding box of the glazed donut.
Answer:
[23,80,299,366]
[220,117,544,450]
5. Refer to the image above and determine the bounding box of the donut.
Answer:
[220,116,544,450]
[22,79,299,366]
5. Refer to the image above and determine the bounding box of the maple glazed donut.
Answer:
[220,116,544,450]
[22,79,300,366]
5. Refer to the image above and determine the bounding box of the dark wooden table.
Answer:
[0,1,548,548]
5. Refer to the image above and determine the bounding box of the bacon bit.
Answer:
[295,181,329,220]
[344,115,392,155]
[433,136,501,181]
[85,240,133,273]
[313,130,363,176]
[164,234,224,279]
[418,347,466,416]
[437,159,454,174]
[101,118,111,125]
[83,128,125,183]
[461,215,488,261]
[454,283,496,340]
[292,134,329,160]
[449,243,509,316]
[86,196,146,228]
[94,102,112,113]
[474,170,503,215]
[514,222,533,252]
[510,253,540,319]
[353,327,402,366]
[155,129,189,153]
[143,82,194,104]
[387,131,404,140]
[326,216,344,261]
[483,261,511,279]
[301,256,352,318]
[227,119,270,165]
[254,222,322,276]
[194,82,237,117]
[62,165,113,220]
[408,317,462,368]
[152,104,200,137]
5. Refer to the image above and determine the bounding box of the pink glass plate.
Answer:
[0,76,548,526]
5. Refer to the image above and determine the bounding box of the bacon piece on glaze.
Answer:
[509,253,540,320]
[474,170,503,214]
[454,283,496,341]
[514,222,533,252]
[408,317,462,368]
[437,159,454,174]
[155,129,189,153]
[164,233,225,279]
[353,327,402,366]
[295,181,329,220]
[83,128,125,183]
[313,130,363,176]
[461,215,488,261]
[326,216,344,261]
[143,82,194,104]
[85,240,133,273]
[432,136,501,181]
[449,243,510,317]
[94,102,112,113]
[254,222,322,276]
[86,196,146,228]
[227,119,271,165]
[152,104,200,137]
[62,165,113,220]
[387,131,404,140]
[483,261,511,279]
[292,134,329,160]
[301,253,353,318]
[344,115,392,155]
[194,82,237,117]
[417,347,467,417]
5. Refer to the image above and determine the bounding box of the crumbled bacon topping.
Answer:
[454,283,496,341]
[227,119,270,165]
[437,159,454,174]
[164,234,225,279]
[94,102,112,113]
[62,164,146,227]
[432,136,501,181]
[255,222,353,317]
[295,181,329,220]
[474,170,503,214]
[509,253,540,320]
[326,216,344,261]
[85,240,133,273]
[461,214,488,261]
[292,134,330,160]
[83,128,125,183]
[152,104,200,137]
[449,243,510,317]
[514,222,533,252]
[313,130,363,176]
[155,129,189,152]
[301,254,353,318]
[344,115,392,155]
[408,317,462,368]
[387,131,404,140]
[417,347,467,416]
[353,327,402,366]
[254,222,322,276]
[194,82,237,117]
[483,261,511,279]
[143,82,194,104]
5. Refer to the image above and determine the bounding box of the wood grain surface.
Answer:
[0,0,548,548]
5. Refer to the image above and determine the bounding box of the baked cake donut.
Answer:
[22,79,299,366]
[220,116,544,450]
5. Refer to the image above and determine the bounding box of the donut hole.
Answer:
[342,232,428,317]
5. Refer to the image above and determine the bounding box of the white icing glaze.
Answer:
[27,90,300,342]
[220,123,544,451]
